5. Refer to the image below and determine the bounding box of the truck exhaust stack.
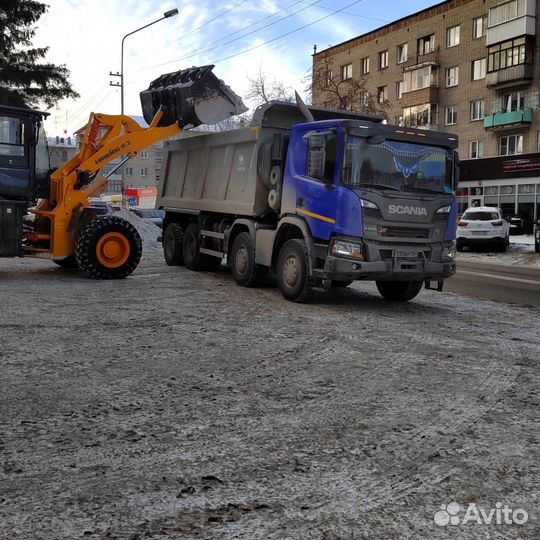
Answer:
[140,65,247,128]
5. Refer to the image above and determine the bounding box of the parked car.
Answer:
[456,206,510,252]
[132,208,165,228]
[507,215,524,235]
[88,199,112,215]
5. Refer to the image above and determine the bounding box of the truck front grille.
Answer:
[378,226,430,239]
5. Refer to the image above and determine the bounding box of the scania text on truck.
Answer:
[158,100,459,302]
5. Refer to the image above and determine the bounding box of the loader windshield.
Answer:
[343,137,453,194]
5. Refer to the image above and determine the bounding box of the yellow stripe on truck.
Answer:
[296,208,336,224]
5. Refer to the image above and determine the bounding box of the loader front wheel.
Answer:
[76,216,142,279]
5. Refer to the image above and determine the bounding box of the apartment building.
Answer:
[312,0,540,226]
[47,135,78,169]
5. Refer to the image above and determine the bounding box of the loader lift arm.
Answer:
[29,109,181,261]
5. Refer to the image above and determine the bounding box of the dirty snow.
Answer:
[1,222,538,539]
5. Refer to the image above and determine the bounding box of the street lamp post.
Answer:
[110,8,179,115]
[109,8,178,199]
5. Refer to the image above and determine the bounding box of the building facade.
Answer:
[47,135,78,169]
[313,0,540,228]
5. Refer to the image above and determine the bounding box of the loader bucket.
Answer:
[140,65,247,128]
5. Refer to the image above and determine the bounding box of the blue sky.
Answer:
[36,0,443,134]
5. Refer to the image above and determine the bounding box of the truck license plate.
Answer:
[395,250,418,258]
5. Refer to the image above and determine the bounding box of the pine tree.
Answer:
[0,0,78,108]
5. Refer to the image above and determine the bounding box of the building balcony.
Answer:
[484,108,533,130]
[400,86,438,108]
[485,64,534,88]
[487,17,536,46]
[402,48,440,71]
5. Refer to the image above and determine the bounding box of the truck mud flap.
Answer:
[425,280,444,291]
[140,64,247,128]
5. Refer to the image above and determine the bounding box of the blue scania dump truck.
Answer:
[157,100,459,302]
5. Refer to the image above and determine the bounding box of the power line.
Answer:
[135,0,252,63]
[296,0,389,22]
[209,0,365,64]
[129,0,323,75]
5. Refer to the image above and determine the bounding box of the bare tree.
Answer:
[307,57,392,119]
[244,68,294,106]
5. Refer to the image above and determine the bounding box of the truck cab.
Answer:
[281,119,458,288]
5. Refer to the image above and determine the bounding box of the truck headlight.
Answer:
[360,199,379,210]
[441,241,456,262]
[331,238,365,260]
[436,205,452,214]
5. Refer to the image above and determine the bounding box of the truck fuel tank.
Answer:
[140,64,247,128]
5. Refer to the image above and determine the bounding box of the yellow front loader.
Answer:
[0,65,245,278]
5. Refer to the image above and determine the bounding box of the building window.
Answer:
[502,91,525,112]
[361,57,369,74]
[326,69,333,86]
[61,150,68,162]
[487,37,530,72]
[359,91,369,108]
[397,43,408,64]
[403,66,434,92]
[396,81,404,100]
[489,0,527,27]
[378,50,388,69]
[140,151,149,159]
[141,168,148,176]
[447,25,460,48]
[472,58,486,80]
[417,34,435,55]
[403,104,437,128]
[470,99,485,120]
[499,134,523,156]
[341,63,352,80]
[125,167,133,176]
[445,66,459,87]
[377,86,387,103]
[445,105,458,125]
[469,140,485,159]
[473,15,488,38]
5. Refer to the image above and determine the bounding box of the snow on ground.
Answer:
[457,235,540,268]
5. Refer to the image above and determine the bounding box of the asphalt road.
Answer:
[446,259,540,308]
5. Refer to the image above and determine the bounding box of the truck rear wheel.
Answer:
[163,223,184,266]
[182,223,215,271]
[375,280,423,302]
[277,239,313,303]
[75,216,142,279]
[231,232,261,287]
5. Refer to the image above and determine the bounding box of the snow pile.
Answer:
[115,209,161,252]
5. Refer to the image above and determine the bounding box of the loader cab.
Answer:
[0,105,49,202]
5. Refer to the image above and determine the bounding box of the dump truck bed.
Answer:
[157,126,275,217]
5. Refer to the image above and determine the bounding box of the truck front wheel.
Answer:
[376,280,423,302]
[75,216,142,279]
[163,223,184,266]
[231,232,262,287]
[276,239,313,303]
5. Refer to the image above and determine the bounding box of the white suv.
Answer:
[456,206,510,252]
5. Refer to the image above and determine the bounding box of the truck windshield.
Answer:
[343,137,453,194]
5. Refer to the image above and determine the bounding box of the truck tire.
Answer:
[75,216,142,279]
[182,223,213,271]
[163,223,184,266]
[53,255,78,269]
[277,239,313,303]
[535,239,539,253]
[376,280,423,302]
[231,232,261,287]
